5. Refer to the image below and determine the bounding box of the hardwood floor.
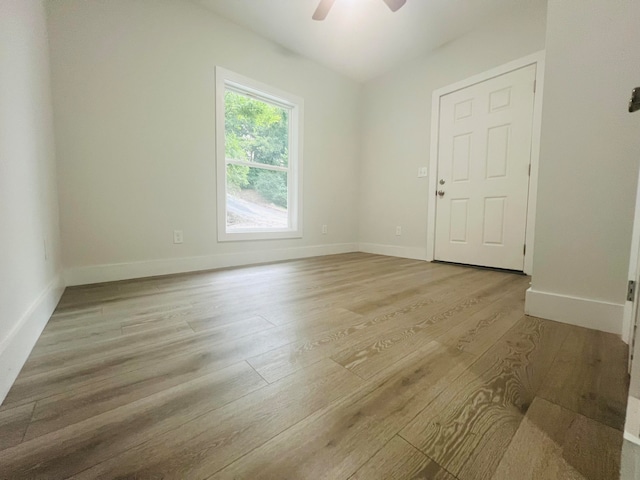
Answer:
[0,253,629,479]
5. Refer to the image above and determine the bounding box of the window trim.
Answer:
[215,67,304,242]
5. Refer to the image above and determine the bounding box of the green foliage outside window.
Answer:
[225,90,289,207]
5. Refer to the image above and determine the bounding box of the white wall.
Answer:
[0,0,64,402]
[357,1,547,259]
[525,0,640,335]
[47,0,362,285]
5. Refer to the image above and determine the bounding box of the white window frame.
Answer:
[215,67,303,241]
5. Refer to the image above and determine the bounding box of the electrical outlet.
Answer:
[322,224,328,235]
[173,230,183,244]
[396,226,402,236]
[418,167,428,178]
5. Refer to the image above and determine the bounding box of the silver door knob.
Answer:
[439,179,446,185]
[437,190,445,197]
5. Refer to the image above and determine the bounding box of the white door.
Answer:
[626,238,640,371]
[622,141,640,366]
[434,64,536,271]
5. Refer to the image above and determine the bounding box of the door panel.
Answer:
[483,196,506,245]
[434,64,536,271]
[449,199,469,243]
[452,134,471,182]
[486,125,509,178]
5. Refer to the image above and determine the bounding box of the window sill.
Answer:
[218,229,303,242]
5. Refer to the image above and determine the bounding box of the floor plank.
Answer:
[400,316,570,480]
[493,397,622,480]
[22,322,194,375]
[538,327,629,431]
[210,341,476,480]
[22,353,267,441]
[349,436,455,480]
[68,359,363,480]
[0,362,267,478]
[247,268,502,383]
[331,275,526,380]
[2,326,288,410]
[435,284,526,356]
[0,404,34,451]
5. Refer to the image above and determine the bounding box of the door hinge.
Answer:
[528,164,531,176]
[533,80,537,93]
[523,244,526,256]
[628,280,636,301]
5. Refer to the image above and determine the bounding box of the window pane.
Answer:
[226,165,288,230]
[224,90,289,168]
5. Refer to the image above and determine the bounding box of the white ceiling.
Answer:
[195,0,542,82]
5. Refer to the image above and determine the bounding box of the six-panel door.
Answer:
[434,64,536,271]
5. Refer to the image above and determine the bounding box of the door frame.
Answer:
[621,159,640,347]
[426,51,545,275]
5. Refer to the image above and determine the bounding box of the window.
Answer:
[216,67,303,241]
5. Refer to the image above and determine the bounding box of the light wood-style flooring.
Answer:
[0,253,629,479]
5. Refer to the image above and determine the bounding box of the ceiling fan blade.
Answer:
[382,0,406,12]
[312,0,337,20]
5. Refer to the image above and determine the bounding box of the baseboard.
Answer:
[357,243,427,261]
[525,287,624,335]
[0,273,65,405]
[622,437,640,480]
[624,395,640,445]
[65,243,359,286]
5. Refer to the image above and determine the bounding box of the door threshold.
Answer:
[432,260,527,276]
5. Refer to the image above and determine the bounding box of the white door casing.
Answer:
[433,64,537,271]
[621,137,640,350]
[624,230,640,366]
[623,182,640,473]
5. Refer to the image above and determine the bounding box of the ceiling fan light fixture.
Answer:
[382,0,407,12]
[312,0,337,21]
[312,0,406,21]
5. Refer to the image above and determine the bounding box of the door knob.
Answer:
[439,179,446,185]
[437,190,445,197]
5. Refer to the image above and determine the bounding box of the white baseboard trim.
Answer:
[0,273,65,405]
[357,243,427,261]
[65,243,359,286]
[624,395,640,446]
[525,287,624,335]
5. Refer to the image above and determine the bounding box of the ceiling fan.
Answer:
[312,0,407,21]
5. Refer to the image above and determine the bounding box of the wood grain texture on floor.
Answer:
[349,435,456,480]
[492,397,623,480]
[0,253,629,479]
